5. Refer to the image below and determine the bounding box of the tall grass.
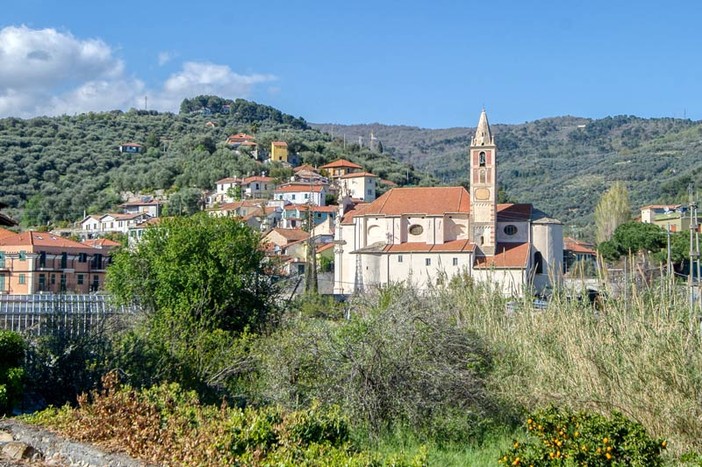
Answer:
[432,277,702,455]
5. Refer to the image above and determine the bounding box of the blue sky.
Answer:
[2,0,701,127]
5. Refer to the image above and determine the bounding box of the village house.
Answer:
[338,172,377,202]
[0,229,111,294]
[563,237,597,274]
[333,110,563,297]
[270,141,289,162]
[121,199,163,218]
[320,159,363,179]
[280,205,337,229]
[639,204,701,232]
[273,183,328,206]
[212,176,277,205]
[81,212,151,237]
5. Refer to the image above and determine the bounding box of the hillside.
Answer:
[314,116,702,236]
[0,97,430,226]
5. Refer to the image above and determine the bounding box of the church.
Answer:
[333,110,563,296]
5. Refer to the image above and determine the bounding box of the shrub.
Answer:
[26,371,425,466]
[499,406,666,466]
[0,330,25,414]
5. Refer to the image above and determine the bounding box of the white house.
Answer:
[274,183,328,206]
[339,172,377,202]
[333,110,563,297]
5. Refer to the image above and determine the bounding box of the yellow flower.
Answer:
[512,457,520,466]
[661,440,667,448]
[603,437,609,444]
[606,453,612,460]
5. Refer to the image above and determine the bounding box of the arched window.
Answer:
[479,151,486,167]
[534,252,544,274]
[479,169,486,184]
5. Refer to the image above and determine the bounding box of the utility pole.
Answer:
[688,185,699,322]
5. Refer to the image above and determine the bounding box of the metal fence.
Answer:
[0,294,137,336]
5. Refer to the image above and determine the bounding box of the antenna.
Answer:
[144,96,148,111]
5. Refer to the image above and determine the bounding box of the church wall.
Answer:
[496,221,529,243]
[532,222,564,291]
[472,268,525,296]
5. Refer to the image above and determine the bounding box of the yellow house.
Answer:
[271,141,289,162]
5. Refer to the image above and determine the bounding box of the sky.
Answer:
[1,0,701,128]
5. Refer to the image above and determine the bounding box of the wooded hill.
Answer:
[0,97,431,227]
[314,116,702,235]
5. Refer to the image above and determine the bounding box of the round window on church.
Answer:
[503,225,518,236]
[409,224,424,236]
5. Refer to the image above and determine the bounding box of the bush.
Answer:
[499,406,666,466]
[25,372,425,466]
[0,330,25,414]
[255,286,498,443]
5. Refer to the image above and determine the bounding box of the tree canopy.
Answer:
[107,214,276,333]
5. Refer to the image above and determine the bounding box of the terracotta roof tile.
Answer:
[82,238,121,248]
[0,231,96,250]
[361,187,470,216]
[294,164,318,173]
[496,204,532,222]
[274,184,326,193]
[341,203,370,224]
[474,243,530,269]
[267,228,310,242]
[564,237,596,255]
[316,243,335,253]
[320,159,363,170]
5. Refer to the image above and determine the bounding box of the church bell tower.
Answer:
[469,109,497,256]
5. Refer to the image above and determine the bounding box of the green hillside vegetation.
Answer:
[0,96,430,227]
[314,116,702,237]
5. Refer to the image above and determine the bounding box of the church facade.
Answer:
[333,110,563,296]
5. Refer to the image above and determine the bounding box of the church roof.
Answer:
[474,242,530,269]
[497,204,533,222]
[360,187,470,216]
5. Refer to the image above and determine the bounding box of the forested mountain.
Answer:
[3,96,701,237]
[0,97,430,227]
[314,116,702,236]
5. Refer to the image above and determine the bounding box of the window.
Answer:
[19,251,26,261]
[409,224,424,236]
[479,151,486,167]
[304,193,309,199]
[534,252,544,274]
[453,257,459,266]
[77,274,84,285]
[479,169,486,184]
[60,274,66,292]
[39,252,46,268]
[38,274,46,291]
[292,194,296,200]
[60,252,68,269]
[367,189,372,195]
[51,274,56,285]
[503,225,518,236]
[18,274,25,285]
[425,258,431,266]
[0,252,4,268]
[78,253,87,263]
[92,254,103,269]
[398,255,403,263]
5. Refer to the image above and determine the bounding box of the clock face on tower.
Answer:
[474,188,490,200]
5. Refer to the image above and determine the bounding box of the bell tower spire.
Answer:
[469,109,497,256]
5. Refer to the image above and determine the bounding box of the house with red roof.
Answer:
[319,159,363,179]
[333,110,563,296]
[0,231,112,294]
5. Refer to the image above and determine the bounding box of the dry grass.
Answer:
[434,278,702,455]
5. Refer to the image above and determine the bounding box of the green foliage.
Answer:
[595,181,631,243]
[0,98,430,226]
[0,330,25,414]
[499,406,666,466]
[597,221,666,261]
[26,373,425,466]
[108,214,276,333]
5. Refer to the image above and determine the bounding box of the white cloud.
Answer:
[149,62,276,112]
[0,26,277,117]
